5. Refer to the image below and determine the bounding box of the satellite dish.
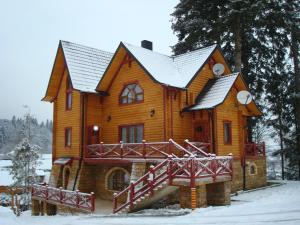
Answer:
[212,63,225,76]
[237,90,253,105]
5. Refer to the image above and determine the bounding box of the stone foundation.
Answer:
[231,158,267,193]
[207,181,231,205]
[179,185,207,209]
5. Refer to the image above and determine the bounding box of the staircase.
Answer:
[113,142,233,214]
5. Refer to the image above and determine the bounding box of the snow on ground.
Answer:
[1,181,300,225]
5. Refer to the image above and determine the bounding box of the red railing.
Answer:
[244,142,265,157]
[31,184,95,213]
[85,139,194,159]
[113,155,232,213]
[184,140,211,157]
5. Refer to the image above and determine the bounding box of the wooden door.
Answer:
[194,121,210,143]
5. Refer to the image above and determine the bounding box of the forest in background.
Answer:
[171,0,299,179]
[0,116,52,155]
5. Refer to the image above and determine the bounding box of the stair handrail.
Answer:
[113,157,172,213]
[184,139,210,157]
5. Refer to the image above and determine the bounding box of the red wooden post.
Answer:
[228,153,233,180]
[190,156,196,188]
[129,182,135,209]
[45,185,49,200]
[113,193,118,213]
[168,139,173,155]
[142,140,146,158]
[211,159,216,182]
[90,192,95,212]
[149,165,155,196]
[59,187,63,204]
[120,141,123,158]
[167,155,173,185]
[100,142,104,156]
[76,190,80,208]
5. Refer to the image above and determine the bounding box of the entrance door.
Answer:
[194,121,210,143]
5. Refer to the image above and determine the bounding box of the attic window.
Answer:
[120,83,143,104]
[66,77,72,110]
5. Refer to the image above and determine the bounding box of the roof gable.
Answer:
[186,73,262,116]
[122,42,217,88]
[61,41,113,93]
[43,41,114,101]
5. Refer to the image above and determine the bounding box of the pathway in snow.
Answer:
[1,181,300,225]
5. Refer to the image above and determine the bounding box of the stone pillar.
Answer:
[31,199,40,216]
[130,162,146,189]
[196,185,207,207]
[207,181,231,206]
[46,203,57,216]
[179,185,207,209]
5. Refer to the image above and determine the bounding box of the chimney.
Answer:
[141,40,153,50]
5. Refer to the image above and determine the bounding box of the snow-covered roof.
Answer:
[123,43,217,88]
[187,73,239,110]
[61,41,114,93]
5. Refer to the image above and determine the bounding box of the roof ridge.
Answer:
[173,44,217,58]
[122,42,172,58]
[61,40,113,55]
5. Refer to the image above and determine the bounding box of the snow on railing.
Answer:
[85,139,198,159]
[31,184,95,212]
[112,154,233,213]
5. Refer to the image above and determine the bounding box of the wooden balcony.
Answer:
[244,142,266,158]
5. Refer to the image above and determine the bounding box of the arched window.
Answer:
[107,169,130,191]
[249,163,257,175]
[120,83,143,104]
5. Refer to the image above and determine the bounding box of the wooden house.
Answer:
[31,40,266,215]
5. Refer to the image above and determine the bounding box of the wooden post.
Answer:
[142,140,146,158]
[59,187,63,203]
[120,141,123,158]
[129,182,134,209]
[149,165,155,196]
[76,190,80,208]
[190,187,197,210]
[113,193,117,213]
[90,192,95,212]
[168,155,173,185]
[100,142,104,155]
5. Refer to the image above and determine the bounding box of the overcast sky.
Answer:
[0,0,178,122]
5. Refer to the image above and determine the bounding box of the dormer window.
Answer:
[120,83,143,104]
[66,77,72,110]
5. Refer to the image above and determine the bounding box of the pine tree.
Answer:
[9,138,40,212]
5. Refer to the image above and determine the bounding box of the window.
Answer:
[66,77,72,110]
[107,169,130,191]
[223,121,232,145]
[120,83,143,104]
[120,125,143,143]
[249,163,257,175]
[65,128,72,147]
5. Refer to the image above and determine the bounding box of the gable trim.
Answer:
[185,45,230,88]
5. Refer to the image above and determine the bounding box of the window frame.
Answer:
[66,77,73,111]
[65,127,72,148]
[119,81,144,105]
[223,120,232,145]
[119,124,144,143]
